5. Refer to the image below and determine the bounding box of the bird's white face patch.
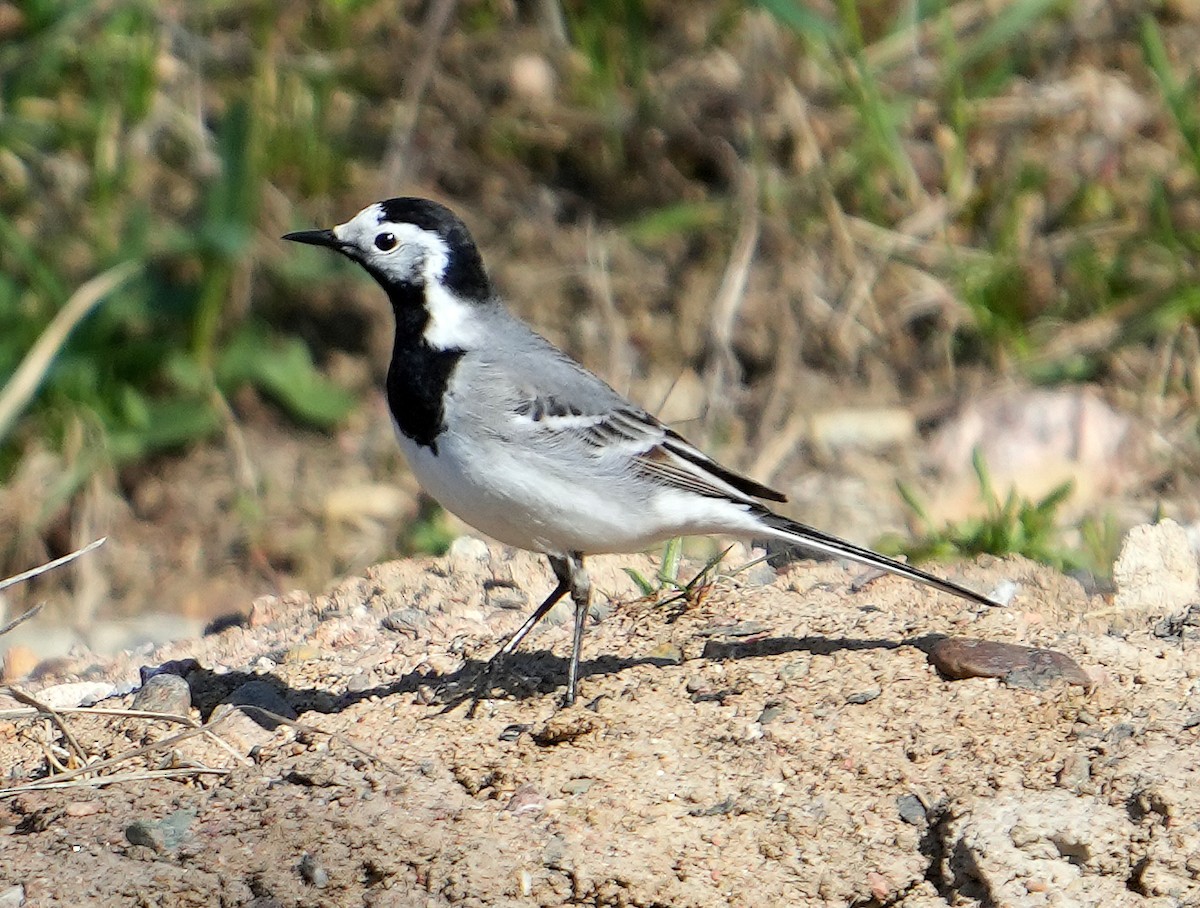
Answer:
[333,203,479,350]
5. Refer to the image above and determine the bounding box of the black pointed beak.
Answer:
[282,228,341,249]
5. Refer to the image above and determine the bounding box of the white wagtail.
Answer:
[285,198,997,705]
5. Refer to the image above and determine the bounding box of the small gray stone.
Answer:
[778,659,811,683]
[131,673,191,716]
[1057,753,1091,789]
[483,579,527,611]
[381,608,427,633]
[758,703,784,724]
[696,620,771,638]
[446,536,490,568]
[345,672,374,694]
[0,884,24,907]
[846,688,881,705]
[125,809,195,852]
[298,852,329,888]
[896,794,926,825]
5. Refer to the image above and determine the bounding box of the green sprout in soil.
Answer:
[879,449,1085,573]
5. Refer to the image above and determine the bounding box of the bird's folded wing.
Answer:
[512,397,786,505]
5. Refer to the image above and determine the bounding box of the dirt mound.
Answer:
[1,544,1197,906]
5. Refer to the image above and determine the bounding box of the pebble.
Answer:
[446,536,490,570]
[64,800,103,817]
[504,783,546,816]
[0,884,23,908]
[896,794,926,825]
[531,714,595,746]
[560,778,594,795]
[124,809,196,852]
[345,672,374,693]
[758,703,784,724]
[846,688,881,705]
[928,637,1090,688]
[131,673,191,716]
[499,724,530,742]
[647,643,682,663]
[298,852,329,888]
[484,580,527,611]
[778,659,810,683]
[1057,753,1091,789]
[696,621,771,638]
[381,608,427,634]
[283,645,322,663]
[33,681,116,709]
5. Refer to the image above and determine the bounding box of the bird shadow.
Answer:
[179,632,949,723]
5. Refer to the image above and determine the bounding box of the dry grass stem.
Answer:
[5,687,92,771]
[782,83,856,276]
[585,225,635,396]
[380,0,459,191]
[0,537,108,598]
[0,264,139,444]
[0,767,231,796]
[865,0,990,71]
[0,602,44,638]
[703,171,760,434]
[231,704,409,778]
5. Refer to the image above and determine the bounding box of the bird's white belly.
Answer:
[393,425,751,555]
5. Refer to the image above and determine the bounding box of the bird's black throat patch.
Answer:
[384,282,464,453]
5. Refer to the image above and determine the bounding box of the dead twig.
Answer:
[0,602,43,638]
[0,767,230,796]
[379,0,458,190]
[232,704,408,778]
[0,536,107,597]
[703,168,760,437]
[0,264,139,443]
[0,705,196,726]
[5,687,92,772]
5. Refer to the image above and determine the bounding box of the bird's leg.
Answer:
[471,554,572,706]
[494,554,573,660]
[563,552,592,706]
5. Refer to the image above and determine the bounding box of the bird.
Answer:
[284,197,998,706]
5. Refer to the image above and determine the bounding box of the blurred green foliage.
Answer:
[881,449,1122,580]
[1,0,1198,568]
[0,0,356,484]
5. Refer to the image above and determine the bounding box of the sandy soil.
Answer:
[1,540,1197,907]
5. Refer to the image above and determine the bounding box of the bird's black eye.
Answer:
[374,232,397,251]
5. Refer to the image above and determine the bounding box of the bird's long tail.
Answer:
[756,510,998,608]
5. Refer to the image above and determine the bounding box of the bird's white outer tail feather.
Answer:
[759,512,997,608]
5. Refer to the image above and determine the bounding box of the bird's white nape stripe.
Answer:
[329,204,479,350]
[423,274,480,349]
